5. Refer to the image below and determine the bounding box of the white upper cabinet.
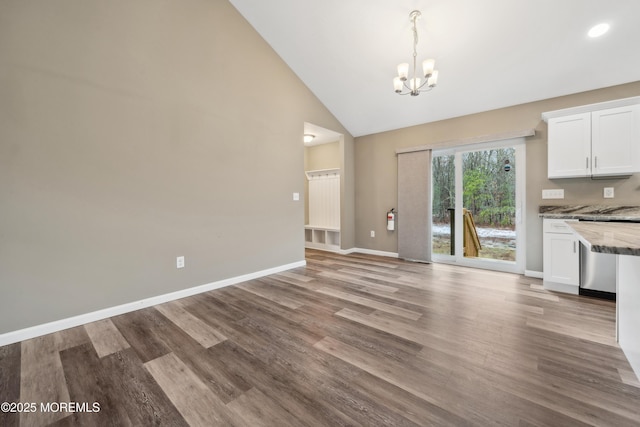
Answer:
[591,105,640,176]
[544,98,640,179]
[548,113,591,178]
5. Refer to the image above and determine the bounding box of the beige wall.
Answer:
[305,141,341,171]
[0,0,353,334]
[355,81,640,271]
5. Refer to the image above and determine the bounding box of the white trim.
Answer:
[541,96,640,122]
[396,129,535,154]
[525,270,544,279]
[543,281,579,295]
[346,248,399,258]
[0,260,306,347]
[433,257,522,274]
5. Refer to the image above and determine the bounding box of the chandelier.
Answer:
[393,10,439,96]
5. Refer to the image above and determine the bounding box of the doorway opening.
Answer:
[432,139,526,273]
[303,122,344,252]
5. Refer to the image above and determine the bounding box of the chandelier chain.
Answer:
[411,12,419,90]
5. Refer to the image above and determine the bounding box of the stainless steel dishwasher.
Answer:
[578,219,620,300]
[579,242,616,297]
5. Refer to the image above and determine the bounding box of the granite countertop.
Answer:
[539,205,640,221]
[567,222,640,256]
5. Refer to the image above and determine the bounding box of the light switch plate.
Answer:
[176,256,185,269]
[542,189,564,199]
[293,192,300,201]
[604,187,614,199]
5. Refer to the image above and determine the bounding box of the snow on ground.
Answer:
[433,223,516,249]
[432,223,515,239]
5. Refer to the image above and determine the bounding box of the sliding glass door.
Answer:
[432,139,525,273]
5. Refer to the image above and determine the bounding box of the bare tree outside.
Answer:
[432,148,516,261]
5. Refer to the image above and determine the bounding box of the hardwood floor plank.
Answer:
[155,300,227,348]
[274,270,315,283]
[226,387,300,427]
[317,270,399,293]
[144,352,244,427]
[316,287,423,320]
[313,336,462,420]
[100,348,188,426]
[237,279,306,309]
[59,343,132,426]
[110,308,173,363]
[294,303,424,363]
[0,343,21,427]
[477,360,640,426]
[52,326,91,352]
[84,318,130,358]
[186,292,248,324]
[335,307,436,347]
[211,340,357,426]
[618,367,640,387]
[348,370,471,427]
[169,338,253,404]
[20,335,71,426]
[526,316,617,347]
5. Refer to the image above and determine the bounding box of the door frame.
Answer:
[432,138,526,274]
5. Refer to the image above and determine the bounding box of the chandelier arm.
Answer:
[416,79,429,90]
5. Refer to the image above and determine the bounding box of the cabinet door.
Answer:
[591,104,640,176]
[543,232,579,286]
[547,113,591,178]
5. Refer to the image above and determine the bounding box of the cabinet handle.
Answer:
[586,157,589,169]
[595,156,598,169]
[573,241,577,253]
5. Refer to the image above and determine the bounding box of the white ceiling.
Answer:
[229,0,640,137]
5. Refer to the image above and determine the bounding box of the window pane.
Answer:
[432,154,455,256]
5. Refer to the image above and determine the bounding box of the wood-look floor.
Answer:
[1,249,640,426]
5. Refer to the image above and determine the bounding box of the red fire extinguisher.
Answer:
[387,208,396,231]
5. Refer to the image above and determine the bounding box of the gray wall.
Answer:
[0,0,353,334]
[355,81,640,272]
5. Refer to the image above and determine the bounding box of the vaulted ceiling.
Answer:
[229,0,640,137]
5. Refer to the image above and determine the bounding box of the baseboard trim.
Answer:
[524,270,544,279]
[347,248,400,258]
[0,260,306,347]
[543,280,579,295]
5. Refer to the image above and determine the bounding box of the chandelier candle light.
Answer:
[394,10,439,96]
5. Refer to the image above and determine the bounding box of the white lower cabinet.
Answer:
[543,219,579,294]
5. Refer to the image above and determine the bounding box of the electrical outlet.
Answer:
[604,187,614,199]
[293,192,300,201]
[370,230,375,238]
[176,256,185,269]
[542,189,564,199]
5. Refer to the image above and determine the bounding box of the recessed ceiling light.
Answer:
[588,23,610,38]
